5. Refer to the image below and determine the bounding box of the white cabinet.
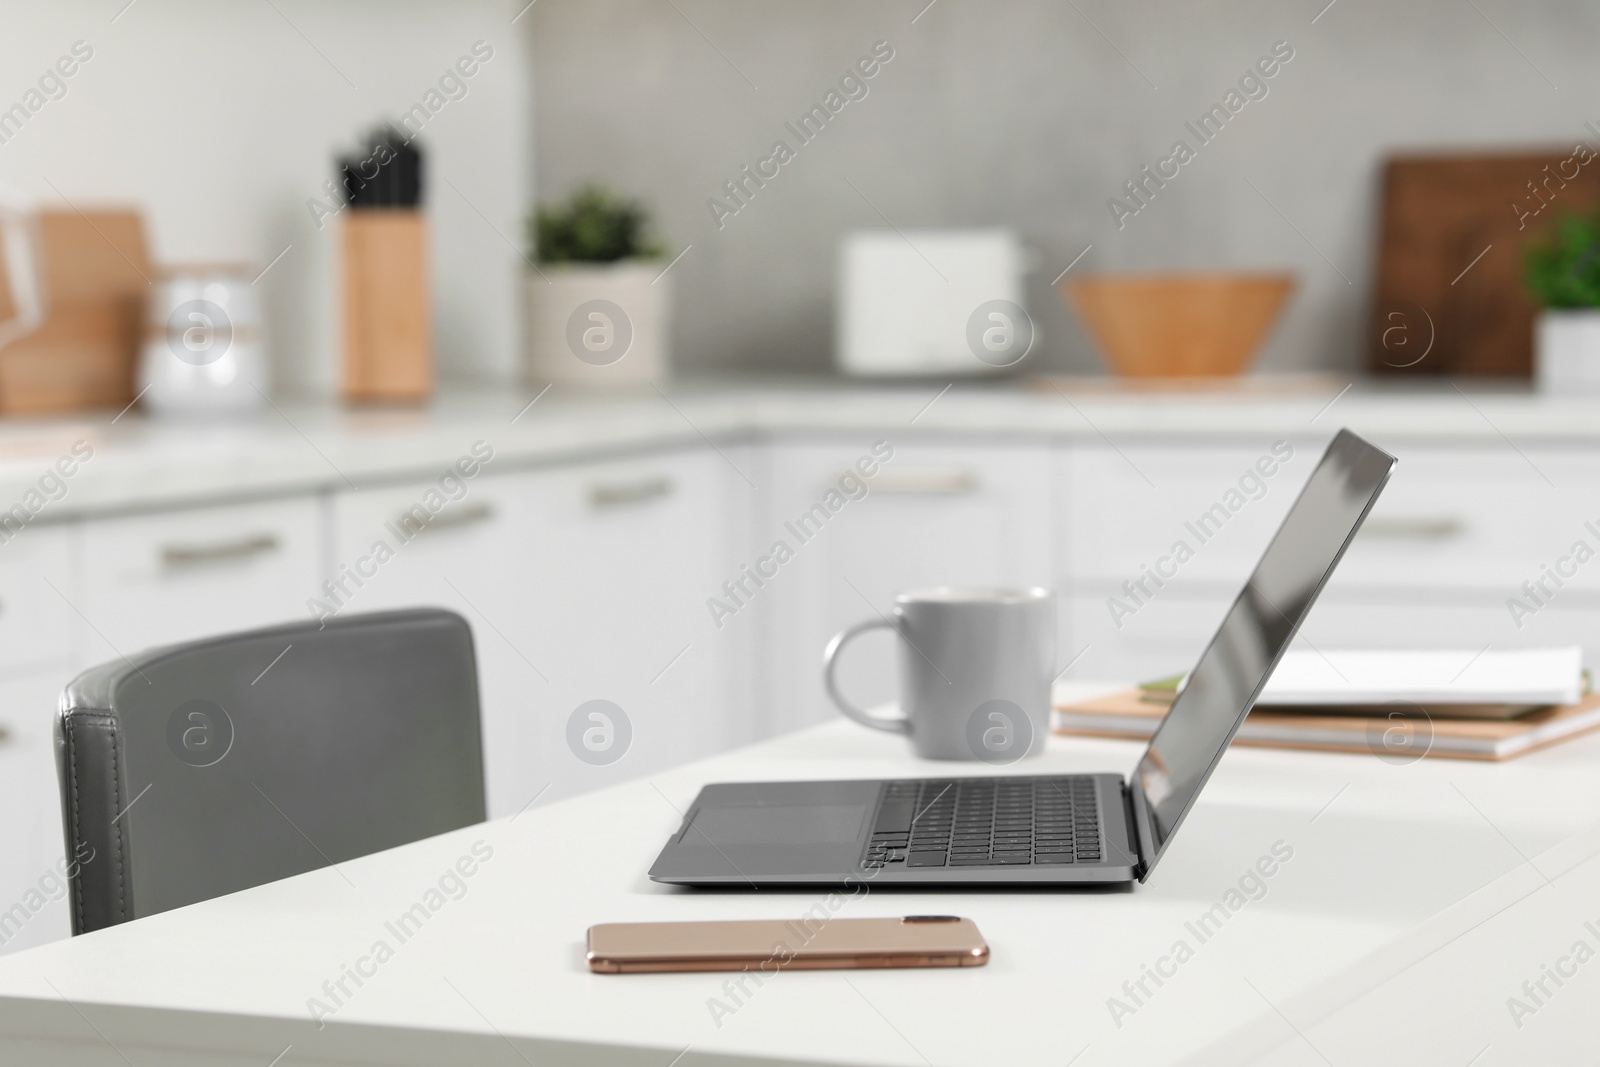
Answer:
[0,527,73,675]
[0,671,78,955]
[0,524,75,675]
[1061,593,1230,683]
[1056,439,1304,682]
[0,527,78,957]
[77,497,324,661]
[1325,446,1600,595]
[1058,439,1304,592]
[329,446,749,815]
[760,437,1054,737]
[1059,439,1600,681]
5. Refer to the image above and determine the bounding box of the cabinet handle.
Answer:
[1358,517,1466,541]
[394,502,496,537]
[161,533,281,570]
[589,476,674,509]
[863,469,979,496]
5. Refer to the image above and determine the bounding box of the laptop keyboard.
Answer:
[862,776,1103,869]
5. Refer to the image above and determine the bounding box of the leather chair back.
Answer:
[55,608,485,935]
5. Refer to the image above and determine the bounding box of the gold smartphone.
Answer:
[586,915,989,974]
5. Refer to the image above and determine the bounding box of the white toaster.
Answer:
[835,227,1030,376]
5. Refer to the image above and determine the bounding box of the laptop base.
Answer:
[648,774,1138,888]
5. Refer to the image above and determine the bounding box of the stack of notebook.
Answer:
[1054,647,1600,761]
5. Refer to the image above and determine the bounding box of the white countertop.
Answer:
[1,378,1598,517]
[1,680,1597,1066]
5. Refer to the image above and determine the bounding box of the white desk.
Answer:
[3,683,1599,1066]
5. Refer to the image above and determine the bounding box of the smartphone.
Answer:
[586,915,989,974]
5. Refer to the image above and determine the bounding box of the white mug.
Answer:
[822,587,1055,762]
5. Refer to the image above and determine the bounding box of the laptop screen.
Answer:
[1132,429,1396,877]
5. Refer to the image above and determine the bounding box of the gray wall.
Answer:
[531,0,1600,377]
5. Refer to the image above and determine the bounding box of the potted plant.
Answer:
[525,184,670,385]
[1525,210,1600,394]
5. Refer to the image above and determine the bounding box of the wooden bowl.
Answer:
[1062,272,1296,378]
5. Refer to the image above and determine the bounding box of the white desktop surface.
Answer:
[2,682,1598,1066]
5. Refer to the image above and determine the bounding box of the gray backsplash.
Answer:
[530,0,1600,378]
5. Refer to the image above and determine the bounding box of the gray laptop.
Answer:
[650,429,1396,887]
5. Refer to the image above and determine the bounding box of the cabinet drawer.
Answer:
[1058,441,1303,590]
[1062,441,1600,600]
[0,525,72,673]
[1326,447,1600,595]
[79,497,323,657]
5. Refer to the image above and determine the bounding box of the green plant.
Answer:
[528,183,665,264]
[1525,210,1600,309]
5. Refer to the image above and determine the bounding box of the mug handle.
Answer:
[822,618,910,735]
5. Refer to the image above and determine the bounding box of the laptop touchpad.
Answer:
[656,781,878,879]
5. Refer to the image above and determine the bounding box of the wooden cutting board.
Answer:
[1370,148,1600,378]
[0,209,149,413]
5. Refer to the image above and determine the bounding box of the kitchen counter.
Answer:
[0,379,1593,518]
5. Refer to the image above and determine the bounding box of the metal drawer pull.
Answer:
[864,469,979,495]
[590,476,673,509]
[1358,517,1466,540]
[398,503,496,536]
[161,533,281,570]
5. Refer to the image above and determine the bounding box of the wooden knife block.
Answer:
[0,210,147,414]
[342,210,432,403]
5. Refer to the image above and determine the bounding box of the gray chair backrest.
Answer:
[55,608,485,935]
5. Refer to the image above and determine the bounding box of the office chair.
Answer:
[55,607,486,935]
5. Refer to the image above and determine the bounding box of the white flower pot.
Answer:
[525,261,669,385]
[1536,309,1600,395]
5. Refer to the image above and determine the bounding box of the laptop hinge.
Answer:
[1122,782,1153,881]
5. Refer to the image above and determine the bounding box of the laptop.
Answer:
[649,429,1396,887]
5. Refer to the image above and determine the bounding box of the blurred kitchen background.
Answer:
[5,0,1600,383]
